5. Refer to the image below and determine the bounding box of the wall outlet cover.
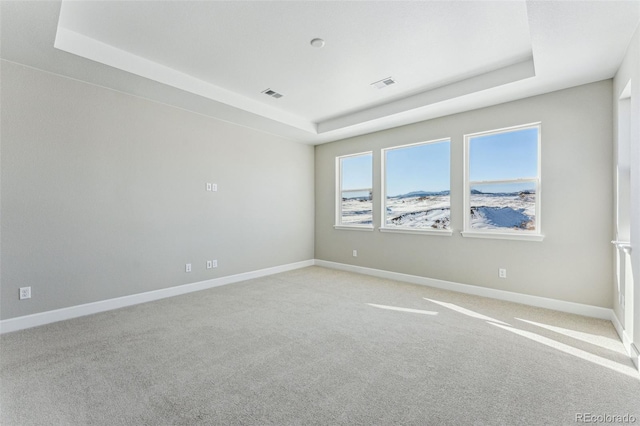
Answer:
[19,287,31,300]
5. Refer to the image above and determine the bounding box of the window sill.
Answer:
[379,227,453,236]
[461,231,544,242]
[334,225,374,232]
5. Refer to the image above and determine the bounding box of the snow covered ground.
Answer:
[470,192,536,231]
[341,198,373,225]
[341,191,536,231]
[385,195,450,229]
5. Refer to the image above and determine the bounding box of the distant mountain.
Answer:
[471,189,535,196]
[392,190,450,199]
[388,189,535,198]
[342,195,371,201]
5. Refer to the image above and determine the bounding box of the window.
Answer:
[463,123,542,240]
[381,139,451,234]
[335,152,373,229]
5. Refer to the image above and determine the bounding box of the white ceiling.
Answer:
[1,1,639,144]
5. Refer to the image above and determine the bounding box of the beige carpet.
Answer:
[1,266,638,425]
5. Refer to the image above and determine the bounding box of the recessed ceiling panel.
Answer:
[3,1,638,144]
[56,1,533,129]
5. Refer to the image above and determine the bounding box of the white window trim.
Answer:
[462,123,544,241]
[335,151,374,230]
[379,227,453,236]
[334,225,374,231]
[460,231,544,241]
[380,138,451,234]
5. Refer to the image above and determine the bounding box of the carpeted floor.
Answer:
[1,266,639,425]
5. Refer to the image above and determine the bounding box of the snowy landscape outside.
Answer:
[341,190,373,226]
[469,184,536,231]
[342,187,536,231]
[384,191,450,229]
[339,152,373,226]
[339,125,538,232]
[467,126,539,232]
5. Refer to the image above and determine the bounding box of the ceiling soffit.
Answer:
[54,1,535,136]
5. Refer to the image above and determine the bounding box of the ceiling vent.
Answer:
[371,77,396,89]
[262,88,283,99]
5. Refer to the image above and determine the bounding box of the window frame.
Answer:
[334,151,374,231]
[380,138,453,236]
[462,123,543,241]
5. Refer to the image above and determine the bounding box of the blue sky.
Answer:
[341,154,372,190]
[341,154,372,198]
[341,127,538,197]
[385,141,450,196]
[470,127,538,182]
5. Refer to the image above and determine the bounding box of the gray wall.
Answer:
[0,58,620,321]
[613,23,640,346]
[315,81,614,308]
[0,60,314,320]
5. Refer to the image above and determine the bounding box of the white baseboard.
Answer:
[610,311,634,357]
[0,260,314,334]
[314,260,613,320]
[0,259,618,335]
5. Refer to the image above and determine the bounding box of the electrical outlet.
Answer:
[185,263,192,273]
[212,260,218,268]
[353,250,358,257]
[211,184,218,192]
[206,260,213,269]
[499,268,507,279]
[206,183,212,191]
[19,287,31,300]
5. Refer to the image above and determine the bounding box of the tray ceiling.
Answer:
[2,1,639,144]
